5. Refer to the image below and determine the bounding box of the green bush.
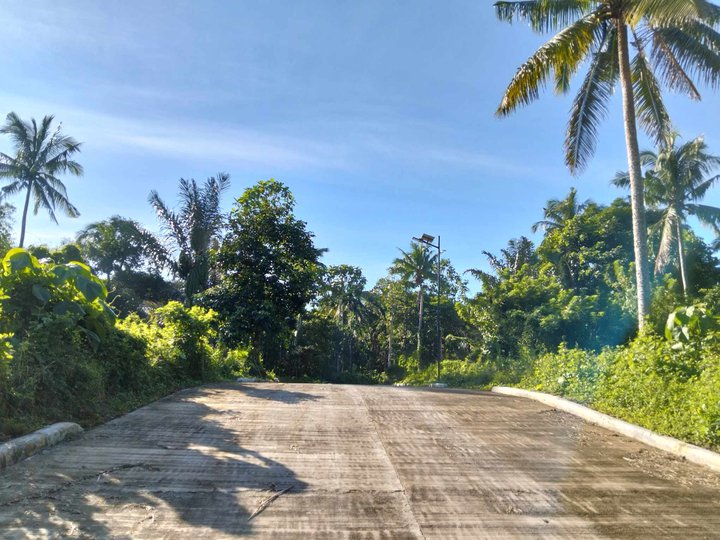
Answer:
[118,301,216,380]
[8,314,105,423]
[400,359,493,388]
[0,248,115,341]
[118,301,250,382]
[213,346,252,379]
[521,343,608,404]
[520,327,720,450]
[0,250,247,440]
[593,335,720,449]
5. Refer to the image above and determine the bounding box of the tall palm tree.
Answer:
[613,134,720,295]
[390,242,437,360]
[532,187,590,233]
[495,0,720,328]
[0,112,83,247]
[149,173,230,304]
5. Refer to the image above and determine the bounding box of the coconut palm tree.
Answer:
[0,112,83,247]
[613,134,720,295]
[532,188,590,233]
[390,242,437,360]
[495,0,720,328]
[149,173,230,304]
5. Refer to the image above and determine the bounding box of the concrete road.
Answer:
[1,383,719,539]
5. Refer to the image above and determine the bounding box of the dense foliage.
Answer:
[522,328,720,449]
[200,180,324,373]
[0,249,245,440]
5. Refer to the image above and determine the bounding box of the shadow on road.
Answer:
[234,383,323,404]
[0,384,308,538]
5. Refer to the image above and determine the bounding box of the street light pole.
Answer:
[413,233,442,381]
[436,235,441,381]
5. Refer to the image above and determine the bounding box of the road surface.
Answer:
[1,383,719,538]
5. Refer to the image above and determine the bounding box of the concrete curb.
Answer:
[492,386,720,474]
[0,422,83,471]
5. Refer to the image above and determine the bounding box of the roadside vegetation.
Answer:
[2,2,720,451]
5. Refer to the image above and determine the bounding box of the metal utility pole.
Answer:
[413,233,442,381]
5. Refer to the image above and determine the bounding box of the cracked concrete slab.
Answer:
[1,383,719,538]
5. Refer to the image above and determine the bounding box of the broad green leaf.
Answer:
[49,265,72,285]
[2,248,40,275]
[31,285,51,304]
[53,300,86,317]
[66,261,93,275]
[100,301,117,323]
[78,327,100,350]
[74,275,104,302]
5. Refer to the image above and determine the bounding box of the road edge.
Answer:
[491,386,720,474]
[0,422,83,471]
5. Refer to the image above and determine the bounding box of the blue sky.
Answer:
[2,1,720,289]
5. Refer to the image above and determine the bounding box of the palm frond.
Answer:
[531,219,556,233]
[32,183,58,223]
[652,26,720,90]
[494,0,594,33]
[565,24,617,172]
[148,190,189,253]
[632,41,673,148]
[654,206,677,275]
[497,12,603,116]
[688,203,720,232]
[43,182,80,218]
[650,28,702,99]
[612,170,631,188]
[691,173,720,199]
[0,112,32,154]
[629,0,720,26]
[464,267,499,290]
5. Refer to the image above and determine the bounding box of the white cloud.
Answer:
[0,93,350,169]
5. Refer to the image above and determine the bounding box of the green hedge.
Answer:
[521,331,720,450]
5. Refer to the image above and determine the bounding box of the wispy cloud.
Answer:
[0,93,350,169]
[418,146,552,177]
[106,124,348,169]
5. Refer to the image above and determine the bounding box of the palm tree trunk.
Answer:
[416,286,424,361]
[676,215,688,296]
[617,20,651,329]
[19,180,32,248]
[387,313,394,368]
[346,318,353,372]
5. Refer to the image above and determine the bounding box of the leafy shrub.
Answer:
[0,248,115,343]
[521,343,608,404]
[0,251,245,439]
[118,301,249,382]
[520,328,720,449]
[400,359,493,388]
[118,301,216,380]
[8,314,105,422]
[594,335,719,448]
[213,346,252,379]
[665,303,720,345]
